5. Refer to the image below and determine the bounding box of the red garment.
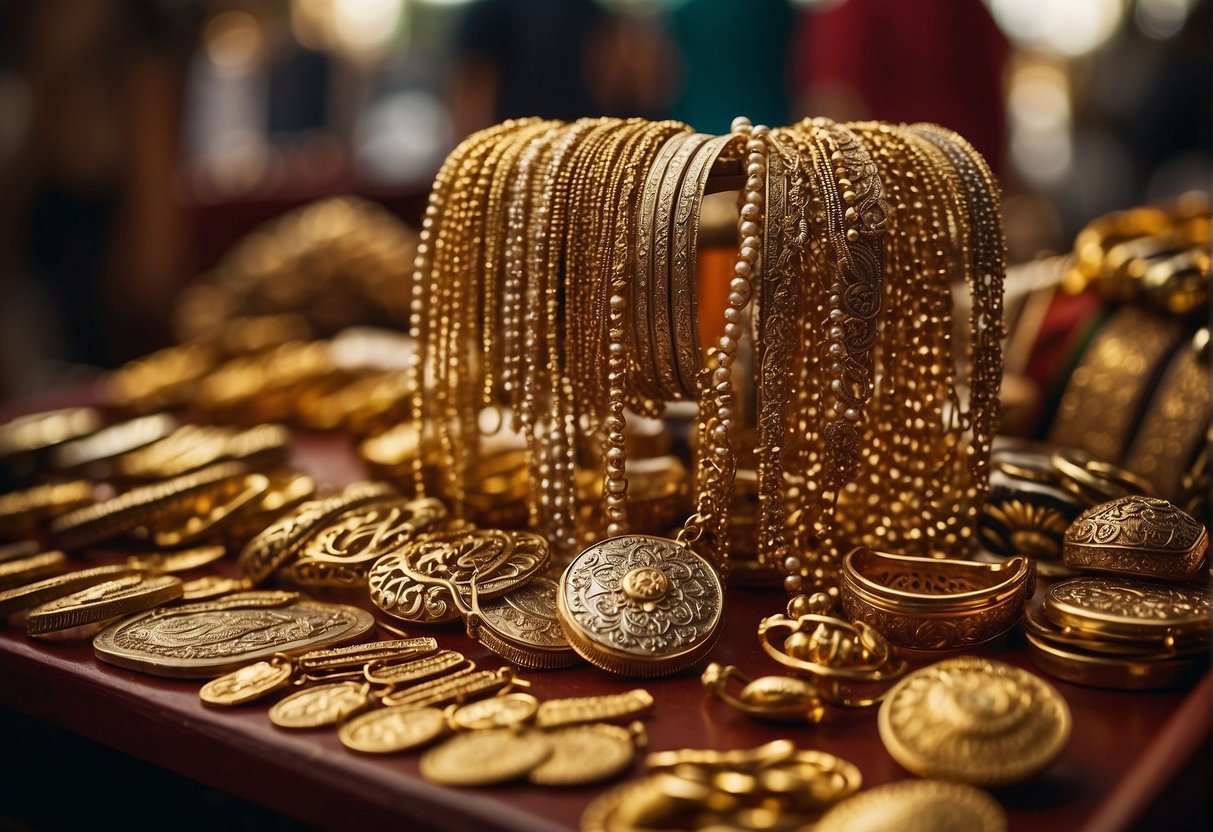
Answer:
[794,0,1009,179]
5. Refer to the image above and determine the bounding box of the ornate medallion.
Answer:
[471,574,580,669]
[556,535,723,677]
[199,658,294,706]
[813,778,1007,832]
[528,723,637,786]
[1063,496,1209,581]
[27,574,184,637]
[419,727,552,786]
[368,529,549,624]
[877,656,1070,786]
[338,705,450,754]
[301,498,448,564]
[268,681,373,729]
[92,592,375,677]
[1045,577,1213,640]
[448,692,539,730]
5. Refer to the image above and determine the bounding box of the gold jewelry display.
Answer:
[93,591,376,677]
[111,423,290,481]
[0,407,103,468]
[812,778,1008,832]
[27,573,184,638]
[877,656,1071,786]
[1063,495,1208,580]
[839,548,1034,650]
[147,473,272,548]
[379,667,520,709]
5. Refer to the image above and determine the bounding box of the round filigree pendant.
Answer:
[556,535,723,677]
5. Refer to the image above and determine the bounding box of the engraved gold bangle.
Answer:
[1048,305,1188,464]
[839,547,1034,650]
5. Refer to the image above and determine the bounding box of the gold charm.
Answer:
[534,688,654,729]
[419,727,552,786]
[0,563,135,617]
[92,592,375,677]
[1063,496,1209,581]
[447,692,539,731]
[269,680,374,729]
[338,705,450,754]
[528,722,640,786]
[27,574,183,637]
[1044,577,1213,641]
[199,657,294,706]
[700,662,824,723]
[126,545,228,575]
[0,550,66,590]
[556,535,723,677]
[877,656,1071,786]
[813,778,1007,832]
[364,650,472,687]
[368,529,549,624]
[296,637,438,679]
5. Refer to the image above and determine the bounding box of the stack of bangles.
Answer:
[838,548,1035,651]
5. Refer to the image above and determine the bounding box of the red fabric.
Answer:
[794,0,1010,178]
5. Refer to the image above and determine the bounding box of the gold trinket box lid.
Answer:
[556,535,723,677]
[1044,577,1213,641]
[1063,496,1208,581]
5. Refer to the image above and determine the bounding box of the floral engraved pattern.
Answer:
[479,576,567,648]
[1067,496,1206,552]
[564,536,721,655]
[1048,578,1213,623]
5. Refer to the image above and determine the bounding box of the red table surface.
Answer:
[0,424,1209,832]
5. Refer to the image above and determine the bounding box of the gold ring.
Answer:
[839,547,1034,650]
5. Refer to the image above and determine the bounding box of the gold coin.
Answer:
[527,723,635,786]
[0,550,68,590]
[127,545,228,574]
[419,727,552,786]
[878,656,1071,786]
[269,681,373,729]
[338,706,450,754]
[50,413,178,474]
[1045,577,1213,641]
[0,563,136,616]
[368,529,549,624]
[471,574,581,670]
[26,574,183,636]
[1062,496,1208,581]
[180,575,251,601]
[557,535,723,677]
[0,407,102,458]
[0,540,39,563]
[448,693,539,730]
[93,594,375,678]
[0,481,95,535]
[813,779,1007,832]
[199,658,294,706]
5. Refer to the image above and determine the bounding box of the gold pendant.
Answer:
[269,680,374,729]
[368,529,548,624]
[338,705,450,754]
[877,656,1071,786]
[556,535,723,677]
[93,592,375,677]
[419,727,552,786]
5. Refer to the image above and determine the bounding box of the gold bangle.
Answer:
[1048,305,1188,464]
[839,547,1034,649]
[1123,327,1210,500]
[1062,495,1208,581]
[1051,446,1154,506]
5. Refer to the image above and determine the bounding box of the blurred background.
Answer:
[0,0,1208,400]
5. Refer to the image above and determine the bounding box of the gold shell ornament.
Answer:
[556,535,723,677]
[877,656,1070,786]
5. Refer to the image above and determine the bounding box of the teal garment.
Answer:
[663,0,795,134]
